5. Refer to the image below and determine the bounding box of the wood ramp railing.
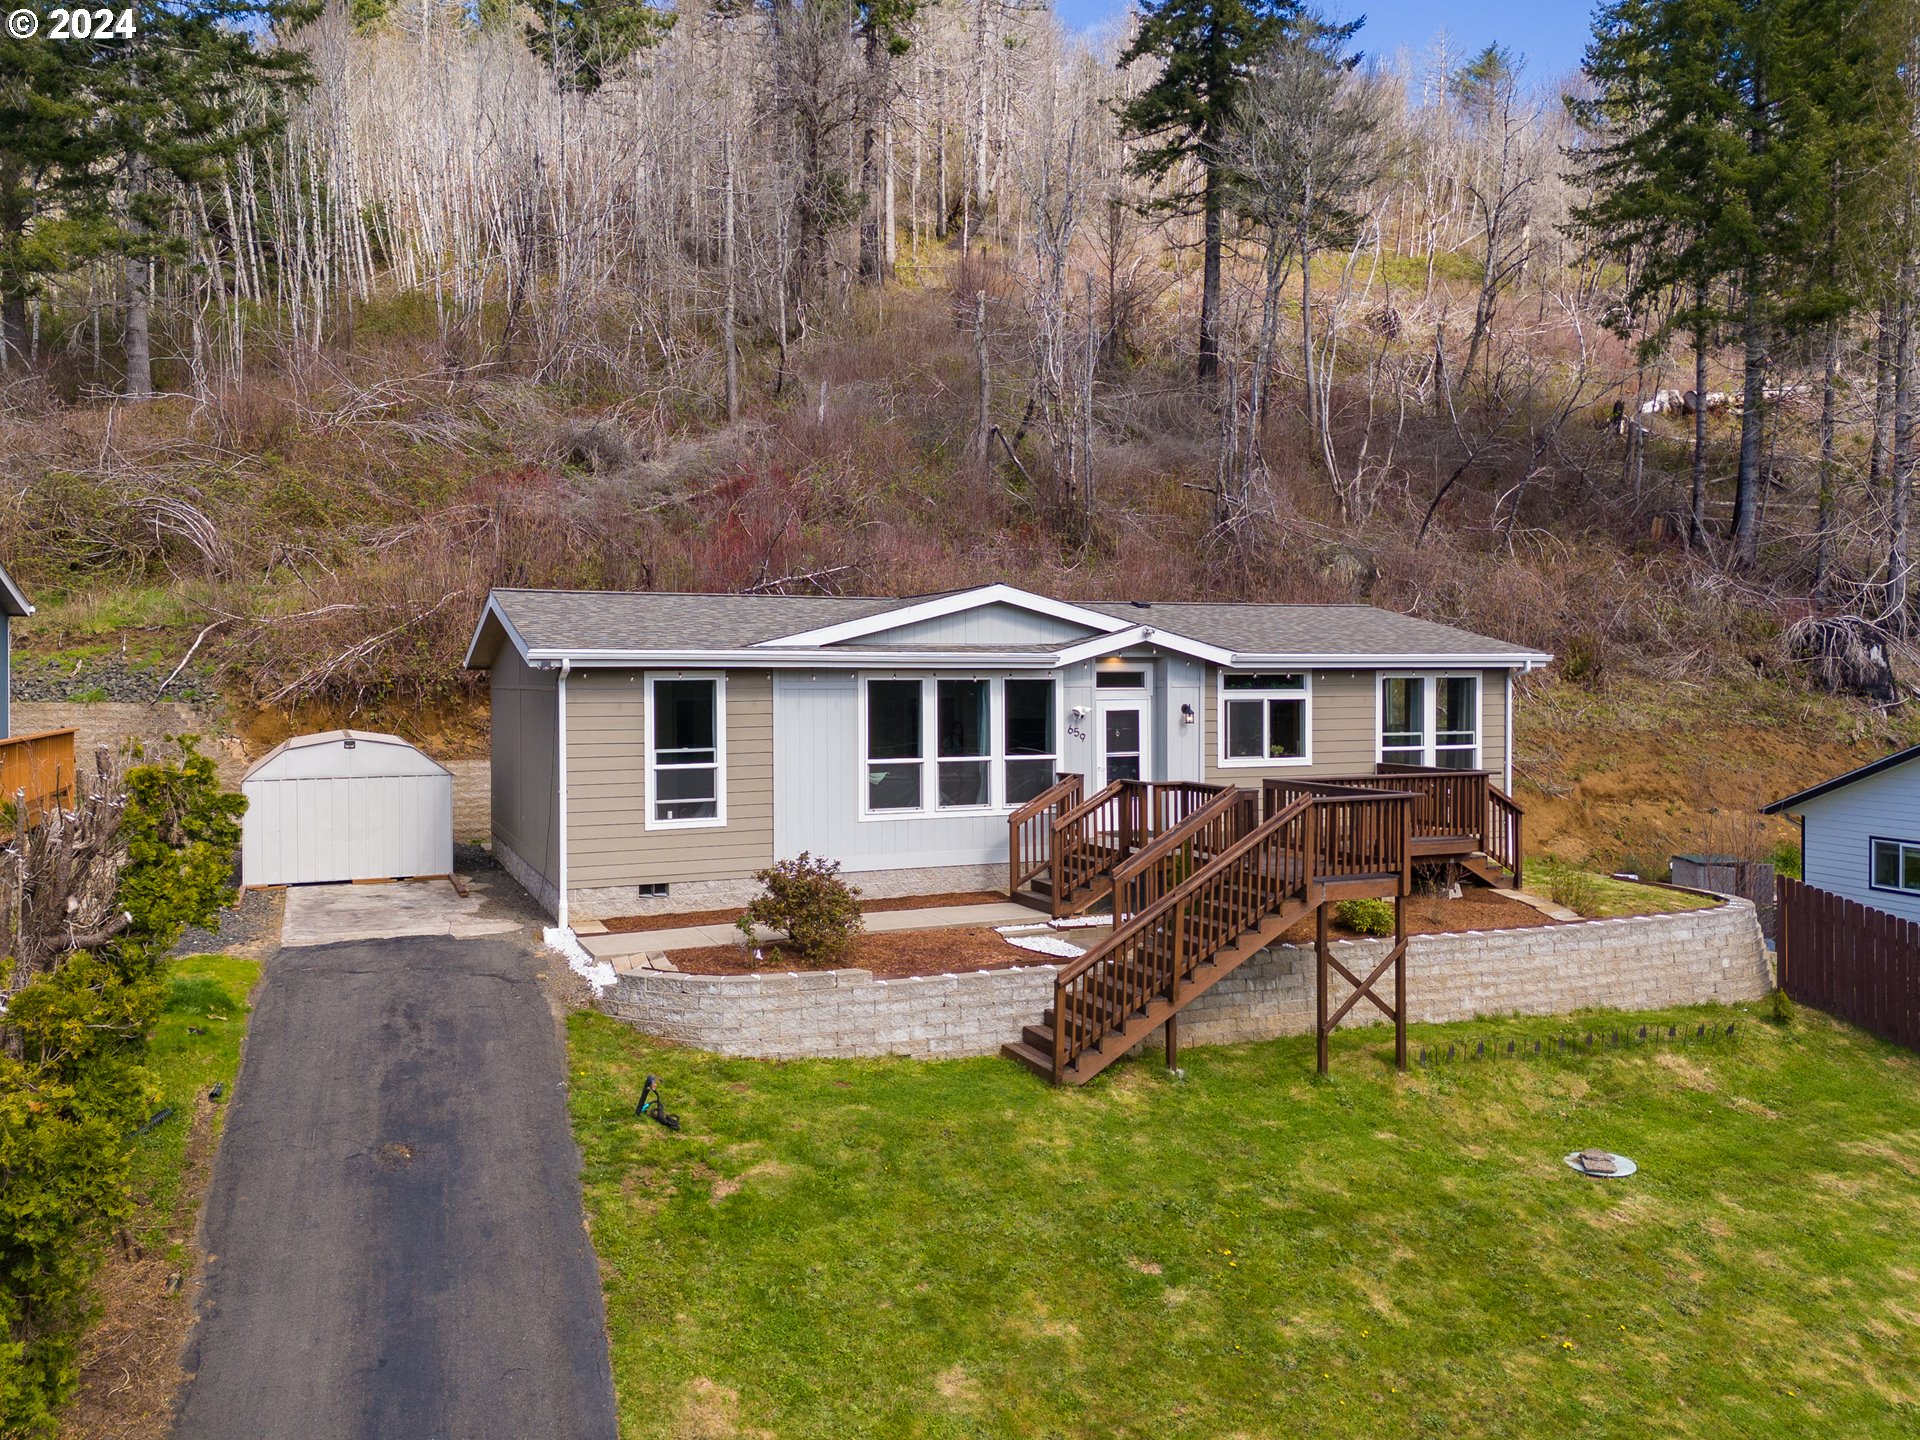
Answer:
[1270,766,1524,887]
[1008,779,1231,918]
[1005,786,1415,1086]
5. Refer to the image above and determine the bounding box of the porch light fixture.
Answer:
[1180,703,1196,725]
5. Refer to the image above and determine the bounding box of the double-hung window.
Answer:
[1219,672,1310,766]
[646,675,725,827]
[1379,674,1480,769]
[1871,837,1920,895]
[863,676,1058,814]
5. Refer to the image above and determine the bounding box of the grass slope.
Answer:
[570,1006,1920,1438]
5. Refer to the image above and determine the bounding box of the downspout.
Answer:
[556,659,571,930]
[1503,668,1515,793]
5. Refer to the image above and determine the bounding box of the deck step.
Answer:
[1000,1040,1054,1078]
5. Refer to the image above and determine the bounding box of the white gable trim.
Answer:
[1050,625,1236,668]
[462,593,535,668]
[753,584,1133,649]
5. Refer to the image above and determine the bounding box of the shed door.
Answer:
[243,773,453,886]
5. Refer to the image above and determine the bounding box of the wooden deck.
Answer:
[1002,765,1527,1085]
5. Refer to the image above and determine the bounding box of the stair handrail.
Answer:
[1047,779,1129,910]
[1007,773,1084,897]
[1108,786,1260,921]
[1487,783,1524,888]
[1050,795,1317,1078]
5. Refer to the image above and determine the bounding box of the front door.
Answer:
[1096,701,1150,787]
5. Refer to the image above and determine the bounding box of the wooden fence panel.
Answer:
[1779,877,1920,1052]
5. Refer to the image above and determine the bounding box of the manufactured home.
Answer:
[463,584,1552,923]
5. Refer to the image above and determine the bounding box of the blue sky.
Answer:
[1055,0,1595,84]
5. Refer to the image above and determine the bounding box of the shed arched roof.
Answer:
[242,730,452,784]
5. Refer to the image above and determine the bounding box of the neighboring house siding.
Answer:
[566,669,775,888]
[490,647,559,885]
[771,671,1012,872]
[1798,762,1920,925]
[847,603,1099,646]
[1,612,9,738]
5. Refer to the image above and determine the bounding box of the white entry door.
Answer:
[1096,701,1151,787]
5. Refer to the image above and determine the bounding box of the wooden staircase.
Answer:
[1004,788,1417,1086]
[1006,777,1229,919]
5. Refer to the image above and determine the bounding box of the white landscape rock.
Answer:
[1005,934,1086,959]
[544,926,618,993]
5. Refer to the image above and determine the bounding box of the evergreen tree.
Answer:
[525,0,674,93]
[103,0,319,397]
[1119,0,1302,382]
[0,32,119,366]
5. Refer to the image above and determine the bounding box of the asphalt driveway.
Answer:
[173,935,617,1440]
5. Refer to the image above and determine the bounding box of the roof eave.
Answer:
[0,564,32,618]
[1762,743,1920,814]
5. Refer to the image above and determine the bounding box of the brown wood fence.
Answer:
[1777,877,1920,1052]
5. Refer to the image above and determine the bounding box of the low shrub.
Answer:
[737,853,864,966]
[1766,987,1797,1025]
[1539,860,1603,917]
[1333,898,1396,936]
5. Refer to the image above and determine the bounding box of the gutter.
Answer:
[514,648,1557,671]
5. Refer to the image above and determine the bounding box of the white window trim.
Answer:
[1373,671,1483,770]
[644,671,728,831]
[1215,671,1314,769]
[858,673,1062,820]
[1869,835,1920,896]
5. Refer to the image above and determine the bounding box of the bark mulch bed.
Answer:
[666,925,1060,980]
[602,890,1010,935]
[1277,888,1557,945]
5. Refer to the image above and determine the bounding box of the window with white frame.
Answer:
[1379,673,1479,769]
[1219,672,1310,766]
[647,675,725,826]
[1871,837,1920,895]
[862,676,1058,815]
[1003,678,1057,803]
[866,679,924,811]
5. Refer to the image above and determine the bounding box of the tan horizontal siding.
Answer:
[565,669,775,887]
[1203,669,1377,784]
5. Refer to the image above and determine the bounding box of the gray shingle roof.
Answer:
[1080,601,1543,659]
[471,587,1548,665]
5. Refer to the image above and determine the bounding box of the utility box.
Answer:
[242,730,453,886]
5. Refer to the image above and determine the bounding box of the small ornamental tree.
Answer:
[737,853,864,967]
[0,739,244,1433]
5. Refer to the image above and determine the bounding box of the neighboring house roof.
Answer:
[463,583,1554,671]
[1762,744,1920,815]
[0,562,32,618]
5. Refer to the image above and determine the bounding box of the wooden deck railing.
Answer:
[1052,795,1318,1078]
[1110,786,1262,921]
[1008,774,1084,897]
[0,727,77,826]
[1049,779,1131,902]
[1487,785,1523,888]
[1049,789,1415,1079]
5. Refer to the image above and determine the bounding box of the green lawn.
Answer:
[130,955,260,1254]
[570,1005,1920,1438]
[1526,857,1723,919]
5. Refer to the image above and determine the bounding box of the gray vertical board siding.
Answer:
[1160,656,1205,781]
[566,669,775,887]
[841,602,1100,646]
[1796,760,1920,924]
[772,671,1020,872]
[489,647,560,887]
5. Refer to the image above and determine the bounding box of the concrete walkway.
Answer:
[582,900,1052,967]
[281,880,524,947]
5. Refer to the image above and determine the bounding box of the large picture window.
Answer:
[1378,673,1479,769]
[647,675,725,827]
[862,676,1058,816]
[1871,837,1920,895]
[1218,672,1310,767]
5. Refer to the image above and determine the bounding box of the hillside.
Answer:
[2,265,1911,874]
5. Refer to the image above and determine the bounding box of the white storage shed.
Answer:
[242,730,454,886]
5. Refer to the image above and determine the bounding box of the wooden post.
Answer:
[1166,1013,1180,1070]
[1394,890,1408,1072]
[1315,901,1330,1076]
